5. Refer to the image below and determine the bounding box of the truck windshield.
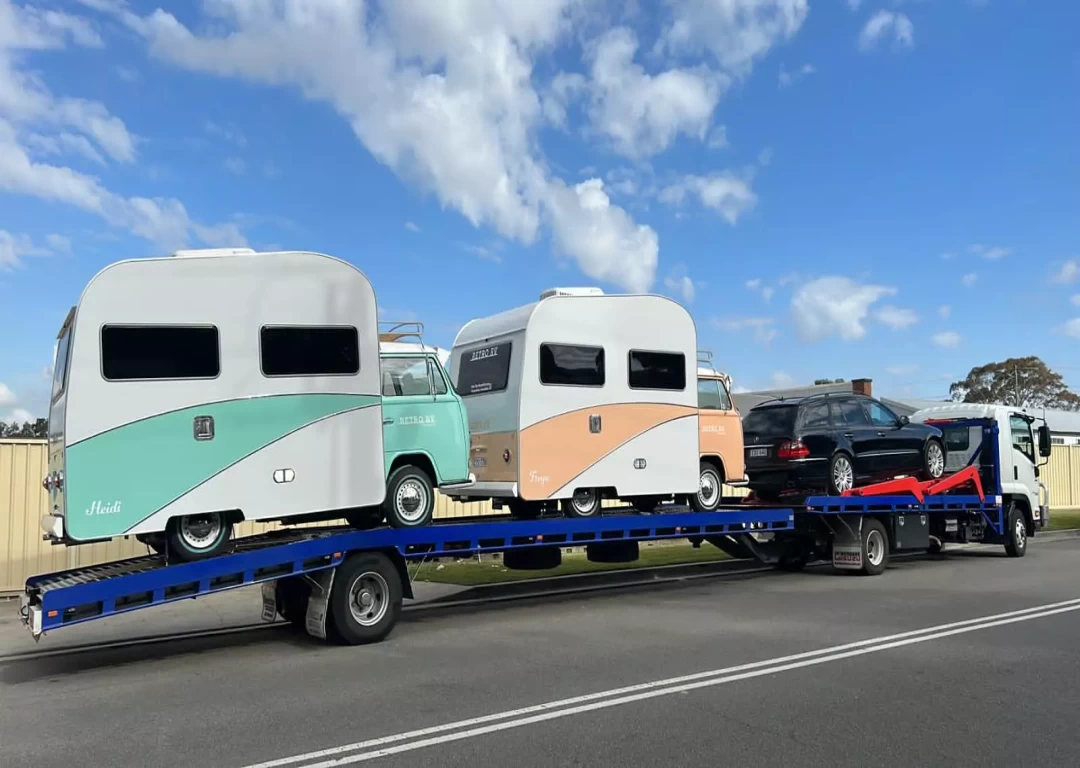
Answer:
[743,405,798,437]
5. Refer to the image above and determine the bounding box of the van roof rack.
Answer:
[378,321,426,346]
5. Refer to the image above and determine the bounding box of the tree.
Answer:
[0,418,48,439]
[949,356,1080,411]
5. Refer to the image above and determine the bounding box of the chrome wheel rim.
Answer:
[572,489,599,515]
[179,513,223,551]
[866,529,885,567]
[833,456,854,492]
[927,442,945,477]
[1014,516,1026,549]
[699,469,720,507]
[395,478,429,524]
[348,571,389,627]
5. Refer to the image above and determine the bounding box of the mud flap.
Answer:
[831,518,863,571]
[303,568,337,640]
[260,581,278,623]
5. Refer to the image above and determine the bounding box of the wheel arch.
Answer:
[1005,494,1034,534]
[389,452,438,485]
[700,453,727,483]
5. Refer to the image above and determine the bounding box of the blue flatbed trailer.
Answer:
[18,419,1036,646]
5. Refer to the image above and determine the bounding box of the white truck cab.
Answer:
[910,403,1053,529]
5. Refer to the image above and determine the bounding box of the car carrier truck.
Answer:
[18,402,1051,646]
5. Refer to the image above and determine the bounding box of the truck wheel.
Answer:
[922,438,946,480]
[691,462,723,511]
[1004,503,1028,558]
[328,552,403,645]
[384,465,434,528]
[859,518,889,576]
[562,488,601,518]
[165,512,232,562]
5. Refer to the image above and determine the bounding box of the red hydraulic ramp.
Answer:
[842,465,985,503]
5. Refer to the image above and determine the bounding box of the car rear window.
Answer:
[743,405,798,436]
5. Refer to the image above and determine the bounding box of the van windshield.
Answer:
[455,341,512,396]
[743,405,798,437]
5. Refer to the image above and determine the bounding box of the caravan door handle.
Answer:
[383,418,394,425]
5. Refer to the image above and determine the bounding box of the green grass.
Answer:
[411,540,731,586]
[1047,508,1080,532]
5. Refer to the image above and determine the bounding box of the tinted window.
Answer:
[865,400,899,428]
[628,350,686,390]
[800,401,831,429]
[743,405,798,436]
[261,326,359,376]
[942,426,970,451]
[52,323,73,400]
[698,378,723,409]
[102,325,219,381]
[381,356,432,397]
[456,342,512,396]
[540,344,605,387]
[832,399,870,427]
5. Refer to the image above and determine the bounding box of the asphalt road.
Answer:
[3,536,1080,768]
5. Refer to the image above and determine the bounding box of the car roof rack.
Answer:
[378,321,426,346]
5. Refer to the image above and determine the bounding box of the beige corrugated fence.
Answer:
[3,439,1080,595]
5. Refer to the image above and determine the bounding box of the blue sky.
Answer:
[1,0,1078,421]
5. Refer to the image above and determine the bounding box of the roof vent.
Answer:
[539,286,605,300]
[171,248,257,258]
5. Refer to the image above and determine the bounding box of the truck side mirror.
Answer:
[1038,424,1053,458]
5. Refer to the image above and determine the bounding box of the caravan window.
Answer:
[628,350,686,391]
[260,326,359,377]
[456,342,512,396]
[52,322,73,400]
[101,325,220,381]
[539,344,605,387]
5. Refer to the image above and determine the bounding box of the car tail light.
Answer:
[778,440,810,460]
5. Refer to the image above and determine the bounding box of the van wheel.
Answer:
[165,512,231,562]
[384,465,434,528]
[922,438,946,480]
[692,462,724,511]
[562,488,601,518]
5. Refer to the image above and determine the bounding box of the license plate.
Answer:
[749,448,768,458]
[471,456,487,469]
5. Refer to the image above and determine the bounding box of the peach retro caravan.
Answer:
[696,351,748,495]
[446,287,730,518]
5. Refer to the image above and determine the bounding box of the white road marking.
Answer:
[241,597,1080,768]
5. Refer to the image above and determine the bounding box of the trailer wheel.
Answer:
[860,518,889,576]
[562,488,601,518]
[328,552,403,645]
[165,512,232,562]
[384,465,434,528]
[1004,503,1028,558]
[691,462,723,511]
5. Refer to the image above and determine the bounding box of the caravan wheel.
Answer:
[562,488,601,518]
[166,512,232,562]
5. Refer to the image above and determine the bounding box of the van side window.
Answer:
[261,326,359,377]
[697,378,723,409]
[381,357,432,397]
[628,351,686,390]
[456,342,512,396]
[101,325,220,381]
[539,344,605,387]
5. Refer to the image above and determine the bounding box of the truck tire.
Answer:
[328,552,403,645]
[859,518,889,576]
[1004,502,1028,558]
[384,465,434,528]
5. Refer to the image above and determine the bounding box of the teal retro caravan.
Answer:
[42,248,471,561]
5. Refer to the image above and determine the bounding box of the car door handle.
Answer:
[876,431,886,437]
[383,418,394,425]
[843,432,854,439]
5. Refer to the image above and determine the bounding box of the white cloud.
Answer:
[664,273,696,304]
[404,221,420,233]
[938,304,951,319]
[932,331,962,348]
[847,0,863,9]
[940,251,955,260]
[660,172,757,224]
[1063,319,1080,339]
[6,406,33,424]
[23,131,106,165]
[791,276,896,342]
[778,63,815,88]
[223,156,245,175]
[204,119,246,147]
[761,286,775,302]
[875,305,919,330]
[657,0,810,76]
[707,125,728,149]
[712,316,778,345]
[584,27,724,159]
[885,363,920,376]
[770,370,796,388]
[1053,259,1078,284]
[462,243,503,264]
[745,278,761,290]
[1071,294,1080,307]
[0,228,66,268]
[95,1,663,293]
[858,10,914,51]
[0,382,15,407]
[757,147,773,167]
[962,272,978,287]
[969,243,1010,260]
